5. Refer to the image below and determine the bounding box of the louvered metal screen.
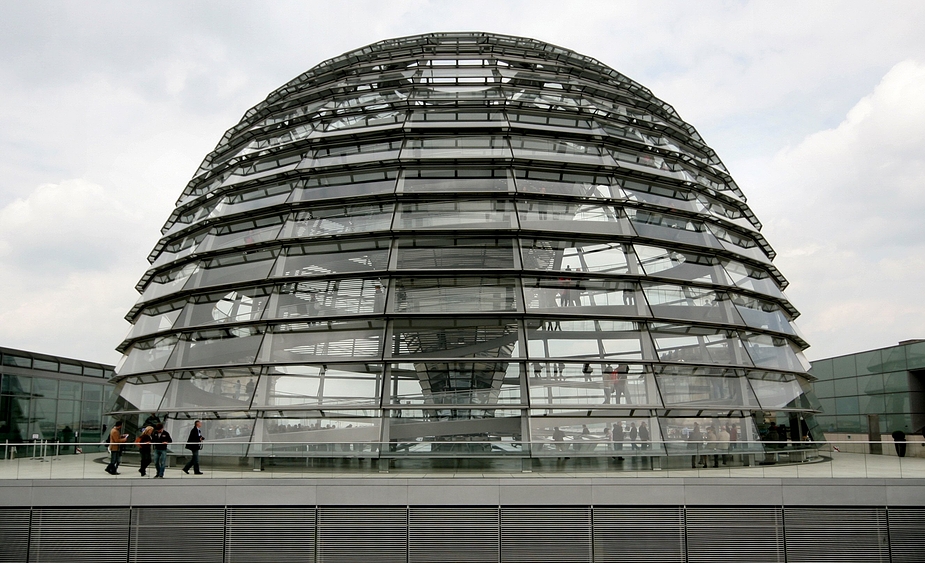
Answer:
[0,508,31,563]
[592,506,685,563]
[686,506,784,563]
[226,506,315,563]
[129,506,225,563]
[317,506,407,563]
[784,507,889,563]
[409,506,499,563]
[501,506,591,563]
[28,507,129,563]
[887,507,925,563]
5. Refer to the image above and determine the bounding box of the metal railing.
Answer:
[1,439,923,479]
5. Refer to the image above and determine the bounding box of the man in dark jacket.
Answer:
[151,423,172,478]
[182,420,205,475]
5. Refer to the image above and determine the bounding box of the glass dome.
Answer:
[112,32,819,468]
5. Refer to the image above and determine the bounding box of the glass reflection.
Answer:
[254,364,381,407]
[522,239,639,275]
[290,170,396,202]
[395,200,516,230]
[260,320,385,362]
[524,278,647,317]
[161,368,259,409]
[391,318,522,359]
[269,279,387,320]
[514,170,620,199]
[649,323,751,366]
[165,326,264,368]
[278,203,393,239]
[656,371,759,408]
[642,283,739,324]
[399,168,512,194]
[389,362,523,407]
[175,287,271,329]
[528,362,657,407]
[635,245,730,285]
[525,319,648,361]
[390,277,518,313]
[517,200,631,235]
[394,237,516,270]
[274,239,390,278]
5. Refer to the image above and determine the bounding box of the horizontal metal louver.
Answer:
[0,508,30,563]
[888,507,925,563]
[501,506,590,563]
[317,506,407,563]
[29,507,129,563]
[784,507,889,563]
[129,507,225,563]
[226,506,315,563]
[592,506,684,563]
[685,506,783,563]
[409,506,499,563]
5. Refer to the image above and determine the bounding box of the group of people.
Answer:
[550,421,650,456]
[105,420,205,477]
[687,422,734,468]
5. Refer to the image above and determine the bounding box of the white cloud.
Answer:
[746,60,925,359]
[0,179,148,363]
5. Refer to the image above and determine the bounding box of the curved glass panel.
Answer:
[389,361,523,406]
[526,319,648,361]
[290,170,397,202]
[522,239,639,275]
[390,318,522,359]
[187,248,278,289]
[514,169,620,199]
[524,278,647,317]
[395,199,516,231]
[635,245,730,285]
[164,326,265,369]
[395,238,516,270]
[274,239,390,278]
[649,323,752,367]
[642,282,740,324]
[267,278,387,320]
[254,364,382,408]
[160,368,259,410]
[528,362,658,407]
[278,203,393,240]
[259,320,385,363]
[175,287,271,329]
[389,277,518,313]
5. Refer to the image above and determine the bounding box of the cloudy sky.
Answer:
[1,0,923,365]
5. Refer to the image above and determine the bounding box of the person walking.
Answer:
[137,426,153,477]
[182,420,205,475]
[152,423,172,478]
[105,421,128,475]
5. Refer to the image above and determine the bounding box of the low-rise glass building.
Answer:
[111,32,819,467]
[811,339,925,436]
[0,346,115,450]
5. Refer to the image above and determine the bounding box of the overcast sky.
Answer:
[1,0,923,365]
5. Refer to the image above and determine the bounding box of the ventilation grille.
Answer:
[129,507,225,563]
[784,507,889,563]
[501,506,591,563]
[226,506,315,563]
[410,506,499,563]
[592,506,685,563]
[888,507,925,563]
[29,508,129,563]
[686,506,783,563]
[318,506,407,563]
[0,508,30,563]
